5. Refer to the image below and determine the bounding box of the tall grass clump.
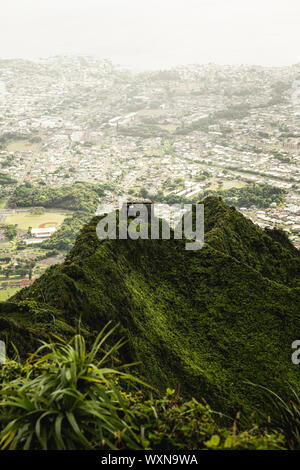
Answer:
[247,382,300,449]
[0,322,145,450]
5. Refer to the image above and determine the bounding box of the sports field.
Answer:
[0,287,20,301]
[6,141,40,152]
[4,212,67,230]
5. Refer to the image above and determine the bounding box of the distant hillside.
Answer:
[202,183,287,209]
[9,182,106,212]
[1,197,299,418]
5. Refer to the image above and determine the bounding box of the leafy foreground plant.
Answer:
[125,390,284,450]
[0,323,144,450]
[0,326,286,451]
[247,382,300,450]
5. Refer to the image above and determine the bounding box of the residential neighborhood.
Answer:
[0,57,299,298]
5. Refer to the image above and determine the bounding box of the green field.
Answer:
[4,212,67,230]
[0,287,20,301]
[6,141,40,152]
[206,179,245,191]
[222,180,246,190]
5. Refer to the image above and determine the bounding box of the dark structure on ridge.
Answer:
[122,198,154,223]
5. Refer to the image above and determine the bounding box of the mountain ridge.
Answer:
[1,196,299,416]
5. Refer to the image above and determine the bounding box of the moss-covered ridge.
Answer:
[1,197,300,416]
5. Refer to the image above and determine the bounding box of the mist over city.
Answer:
[0,0,299,67]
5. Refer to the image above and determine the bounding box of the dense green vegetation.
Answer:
[202,183,287,208]
[1,154,15,168]
[0,131,26,145]
[176,104,251,135]
[2,224,17,241]
[41,211,92,251]
[0,329,286,450]
[270,150,292,163]
[0,172,17,185]
[10,182,106,212]
[0,197,299,449]
[0,325,142,450]
[138,183,286,209]
[8,182,106,253]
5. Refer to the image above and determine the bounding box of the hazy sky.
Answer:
[0,0,299,69]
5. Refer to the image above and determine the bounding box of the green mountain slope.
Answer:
[1,197,299,416]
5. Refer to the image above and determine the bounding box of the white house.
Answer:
[31,227,57,238]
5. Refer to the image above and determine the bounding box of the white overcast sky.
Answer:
[0,0,299,69]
